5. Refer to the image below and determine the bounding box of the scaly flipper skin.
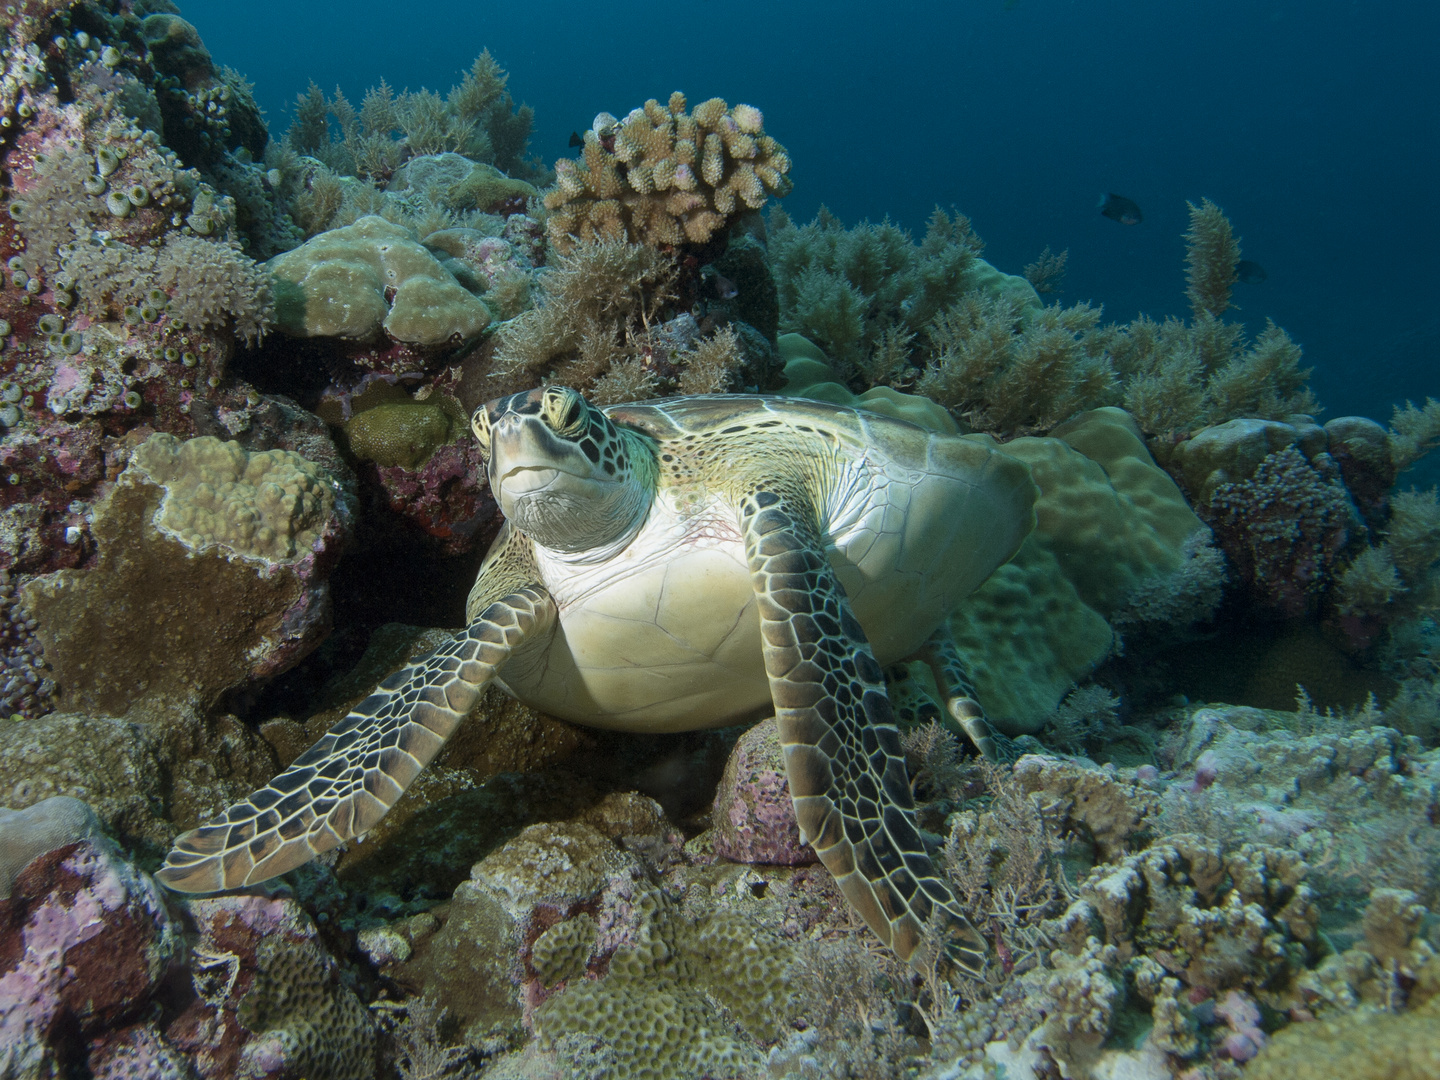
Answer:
[741,490,988,977]
[156,587,555,893]
[915,627,1003,764]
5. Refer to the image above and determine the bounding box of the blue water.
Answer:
[184,0,1439,429]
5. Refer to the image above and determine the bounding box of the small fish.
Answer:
[568,130,584,148]
[1099,192,1143,225]
[700,266,739,300]
[1236,259,1267,284]
[711,271,739,300]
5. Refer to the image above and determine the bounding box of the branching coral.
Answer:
[1023,245,1068,295]
[1184,197,1241,319]
[1105,314,1318,437]
[491,238,755,402]
[544,92,792,251]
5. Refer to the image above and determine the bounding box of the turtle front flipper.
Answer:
[156,586,556,894]
[740,491,988,977]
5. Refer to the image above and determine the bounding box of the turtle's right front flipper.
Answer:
[156,586,555,893]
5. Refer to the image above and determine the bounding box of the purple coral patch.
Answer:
[711,719,816,866]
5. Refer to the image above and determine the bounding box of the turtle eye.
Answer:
[542,386,587,435]
[471,407,492,455]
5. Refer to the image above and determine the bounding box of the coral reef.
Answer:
[0,793,103,897]
[0,839,182,1079]
[20,433,350,716]
[285,50,538,195]
[545,93,792,251]
[269,215,492,361]
[0,8,1435,1080]
[492,238,777,402]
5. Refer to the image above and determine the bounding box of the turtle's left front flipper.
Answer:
[741,491,987,977]
[156,586,555,894]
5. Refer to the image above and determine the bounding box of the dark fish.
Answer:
[1099,192,1143,225]
[568,130,584,148]
[1236,259,1267,284]
[711,271,739,300]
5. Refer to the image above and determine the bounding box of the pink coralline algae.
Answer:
[1214,989,1268,1061]
[0,840,181,1079]
[372,437,501,556]
[711,718,817,866]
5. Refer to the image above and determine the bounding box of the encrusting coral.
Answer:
[545,92,792,251]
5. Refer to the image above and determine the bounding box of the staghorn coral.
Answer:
[1184,197,1241,319]
[545,92,792,251]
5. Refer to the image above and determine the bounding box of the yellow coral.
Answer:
[544,95,792,251]
[1245,996,1440,1080]
[130,433,336,564]
[534,886,793,1079]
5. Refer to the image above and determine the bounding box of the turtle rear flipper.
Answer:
[741,490,988,978]
[156,587,555,893]
[914,627,1007,763]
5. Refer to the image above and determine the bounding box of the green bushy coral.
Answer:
[287,51,537,183]
[768,205,1039,377]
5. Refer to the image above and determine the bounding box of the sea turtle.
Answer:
[158,387,1037,974]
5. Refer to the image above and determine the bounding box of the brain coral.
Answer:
[535,886,793,1079]
[267,215,492,348]
[545,92,792,250]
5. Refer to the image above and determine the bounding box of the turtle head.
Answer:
[473,386,655,554]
